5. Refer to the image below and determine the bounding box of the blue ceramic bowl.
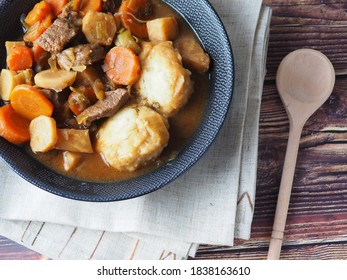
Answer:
[0,0,234,201]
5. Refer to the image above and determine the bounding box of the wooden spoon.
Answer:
[267,49,335,260]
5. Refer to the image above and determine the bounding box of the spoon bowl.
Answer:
[267,49,335,260]
[276,49,335,124]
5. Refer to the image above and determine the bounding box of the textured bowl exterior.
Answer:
[0,0,234,201]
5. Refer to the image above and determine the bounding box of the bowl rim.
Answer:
[0,0,234,202]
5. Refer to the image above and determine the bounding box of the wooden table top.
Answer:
[1,0,347,260]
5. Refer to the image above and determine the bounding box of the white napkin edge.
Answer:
[0,219,193,259]
[234,5,272,240]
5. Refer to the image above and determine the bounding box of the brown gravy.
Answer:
[28,0,209,182]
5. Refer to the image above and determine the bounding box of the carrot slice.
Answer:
[126,0,151,15]
[10,84,54,121]
[25,1,52,26]
[45,0,68,16]
[23,12,53,43]
[69,0,81,12]
[79,0,102,15]
[6,45,34,71]
[103,46,141,86]
[0,104,30,145]
[119,0,150,38]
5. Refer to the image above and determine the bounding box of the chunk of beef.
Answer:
[40,89,72,125]
[102,0,120,13]
[76,88,129,126]
[59,4,82,27]
[40,88,67,109]
[36,18,79,53]
[57,43,106,71]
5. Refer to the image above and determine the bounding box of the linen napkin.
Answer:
[235,4,271,240]
[0,0,271,260]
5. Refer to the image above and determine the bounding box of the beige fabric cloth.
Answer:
[0,0,271,259]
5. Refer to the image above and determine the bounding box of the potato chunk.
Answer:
[96,105,169,171]
[147,17,179,42]
[55,129,93,153]
[63,151,82,171]
[174,37,210,73]
[135,41,193,117]
[82,11,117,46]
[29,116,58,152]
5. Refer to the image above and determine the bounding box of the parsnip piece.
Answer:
[34,69,77,92]
[63,151,82,171]
[147,17,179,42]
[0,69,17,101]
[29,116,58,153]
[55,129,93,153]
[82,11,117,46]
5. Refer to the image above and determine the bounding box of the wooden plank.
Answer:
[262,1,347,79]
[0,236,43,260]
[194,242,347,260]
[264,0,346,5]
[258,78,347,210]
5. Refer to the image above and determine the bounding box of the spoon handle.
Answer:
[267,122,304,260]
